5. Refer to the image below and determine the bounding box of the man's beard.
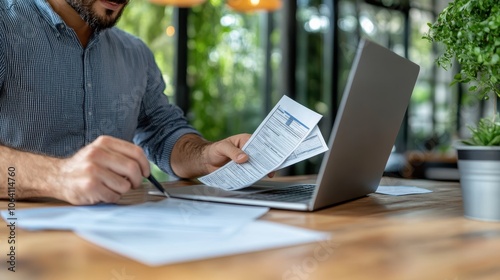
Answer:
[65,0,128,32]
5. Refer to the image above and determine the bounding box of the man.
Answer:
[0,0,253,205]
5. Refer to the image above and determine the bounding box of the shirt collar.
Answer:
[34,0,105,42]
[34,0,65,30]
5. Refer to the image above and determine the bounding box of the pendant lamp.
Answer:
[226,0,282,12]
[147,0,206,7]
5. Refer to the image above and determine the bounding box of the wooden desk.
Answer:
[1,177,500,280]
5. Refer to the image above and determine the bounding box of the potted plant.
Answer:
[424,0,500,221]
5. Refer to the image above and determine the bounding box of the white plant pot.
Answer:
[455,143,500,222]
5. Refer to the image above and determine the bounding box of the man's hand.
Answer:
[171,133,274,179]
[52,136,150,205]
[201,134,250,173]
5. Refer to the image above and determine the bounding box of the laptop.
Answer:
[162,39,420,211]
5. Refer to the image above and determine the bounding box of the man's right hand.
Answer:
[51,136,151,205]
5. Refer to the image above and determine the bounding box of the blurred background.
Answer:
[117,0,484,181]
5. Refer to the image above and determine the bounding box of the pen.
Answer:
[147,175,171,198]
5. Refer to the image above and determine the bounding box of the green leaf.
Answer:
[425,0,500,106]
[465,117,500,146]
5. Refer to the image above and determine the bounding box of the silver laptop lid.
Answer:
[310,39,420,210]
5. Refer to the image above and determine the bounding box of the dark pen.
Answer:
[147,175,170,198]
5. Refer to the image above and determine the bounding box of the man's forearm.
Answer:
[170,134,211,179]
[0,145,60,199]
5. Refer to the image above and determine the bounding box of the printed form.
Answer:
[198,95,326,190]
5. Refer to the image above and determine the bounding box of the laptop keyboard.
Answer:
[232,184,316,202]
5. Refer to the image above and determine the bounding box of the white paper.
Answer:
[375,186,433,196]
[0,198,269,236]
[198,95,323,190]
[76,221,330,266]
[277,126,328,170]
[1,200,329,267]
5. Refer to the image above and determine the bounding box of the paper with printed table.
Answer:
[198,95,328,191]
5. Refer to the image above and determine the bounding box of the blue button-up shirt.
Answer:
[0,0,200,176]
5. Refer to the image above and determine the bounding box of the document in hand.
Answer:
[198,96,328,191]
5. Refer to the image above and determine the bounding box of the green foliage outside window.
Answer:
[188,1,266,141]
[119,0,267,142]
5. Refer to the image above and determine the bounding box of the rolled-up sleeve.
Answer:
[133,49,201,177]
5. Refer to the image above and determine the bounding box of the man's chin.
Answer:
[91,3,127,30]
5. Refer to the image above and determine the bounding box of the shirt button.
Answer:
[88,112,93,116]
[87,83,92,88]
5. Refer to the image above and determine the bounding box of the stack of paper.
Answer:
[1,199,329,266]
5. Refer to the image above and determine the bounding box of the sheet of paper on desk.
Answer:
[2,199,329,266]
[376,186,432,196]
[76,220,330,266]
[198,95,326,191]
[0,198,269,236]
